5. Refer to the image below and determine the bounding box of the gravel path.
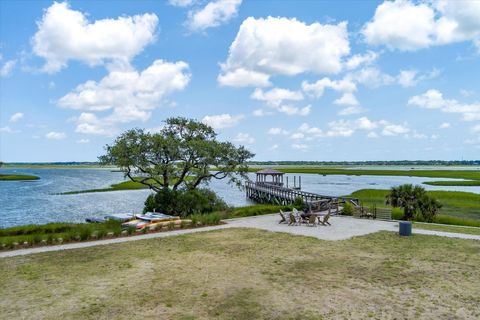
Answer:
[1,215,479,258]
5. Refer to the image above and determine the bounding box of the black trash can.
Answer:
[399,221,412,236]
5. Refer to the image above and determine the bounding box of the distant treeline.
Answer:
[247,160,480,166]
[4,162,101,166]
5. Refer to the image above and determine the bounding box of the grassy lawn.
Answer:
[349,189,480,223]
[414,223,480,236]
[1,229,479,319]
[0,174,39,181]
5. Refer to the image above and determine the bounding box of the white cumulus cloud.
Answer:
[268,127,289,135]
[251,88,303,107]
[187,0,242,31]
[362,0,480,51]
[45,131,66,140]
[0,126,20,133]
[0,60,16,77]
[32,2,158,72]
[58,60,191,135]
[233,132,254,144]
[9,112,24,122]
[218,16,350,87]
[201,113,244,129]
[408,89,480,121]
[169,0,196,7]
[302,77,356,98]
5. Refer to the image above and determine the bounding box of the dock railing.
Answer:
[245,181,360,210]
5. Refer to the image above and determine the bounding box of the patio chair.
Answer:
[288,212,298,226]
[318,213,332,226]
[293,208,304,224]
[307,214,317,227]
[360,207,374,219]
[279,210,286,224]
[279,210,291,224]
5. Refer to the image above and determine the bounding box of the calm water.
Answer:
[1,168,479,228]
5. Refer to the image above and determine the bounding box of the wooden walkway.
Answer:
[245,182,360,210]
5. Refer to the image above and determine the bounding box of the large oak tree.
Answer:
[99,117,254,192]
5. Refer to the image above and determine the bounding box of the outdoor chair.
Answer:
[280,210,291,224]
[279,210,286,224]
[318,213,331,226]
[293,208,304,224]
[301,215,309,225]
[288,212,298,226]
[307,214,317,227]
[360,207,374,219]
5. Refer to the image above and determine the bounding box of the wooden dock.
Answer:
[245,181,360,211]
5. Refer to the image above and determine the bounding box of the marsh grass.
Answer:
[414,222,480,235]
[255,167,480,181]
[423,180,480,186]
[1,229,479,319]
[0,174,39,181]
[0,221,123,249]
[350,189,480,222]
[59,176,193,195]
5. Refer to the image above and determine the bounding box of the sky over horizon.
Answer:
[1,0,480,162]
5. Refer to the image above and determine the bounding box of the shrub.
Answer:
[341,202,354,216]
[391,208,404,220]
[79,228,91,241]
[293,196,304,209]
[385,184,441,221]
[190,214,200,226]
[144,188,228,217]
[201,212,221,225]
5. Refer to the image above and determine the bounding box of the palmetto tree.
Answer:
[418,194,442,222]
[385,184,428,220]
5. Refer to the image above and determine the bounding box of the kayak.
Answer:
[135,212,178,221]
[85,217,106,223]
[104,213,134,222]
[121,219,152,230]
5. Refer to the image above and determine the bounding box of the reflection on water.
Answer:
[0,168,478,228]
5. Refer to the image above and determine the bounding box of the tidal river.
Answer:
[1,168,478,228]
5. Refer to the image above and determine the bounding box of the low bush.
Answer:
[341,202,354,216]
[0,220,123,249]
[144,188,228,217]
[201,212,221,225]
[391,208,404,220]
[293,196,304,209]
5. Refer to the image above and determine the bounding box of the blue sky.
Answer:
[1,0,479,162]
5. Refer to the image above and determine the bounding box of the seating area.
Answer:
[279,208,332,227]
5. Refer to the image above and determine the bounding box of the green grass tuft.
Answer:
[0,174,39,181]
